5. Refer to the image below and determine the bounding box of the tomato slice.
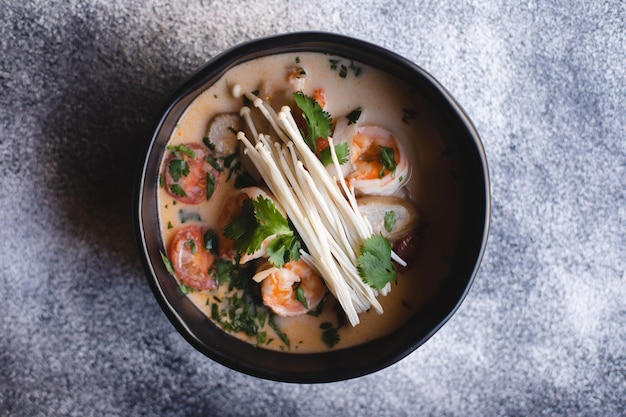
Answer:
[163,143,219,204]
[169,225,216,290]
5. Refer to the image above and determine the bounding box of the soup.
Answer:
[157,52,461,353]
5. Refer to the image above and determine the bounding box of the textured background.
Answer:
[1,1,625,416]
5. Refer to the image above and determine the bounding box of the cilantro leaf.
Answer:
[223,196,302,267]
[384,210,397,232]
[379,145,397,174]
[293,91,332,153]
[319,142,349,167]
[160,251,175,275]
[321,327,340,348]
[169,183,187,198]
[167,144,195,158]
[267,234,301,268]
[295,286,308,309]
[357,233,397,290]
[169,159,189,182]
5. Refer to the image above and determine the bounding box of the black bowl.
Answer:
[134,32,490,383]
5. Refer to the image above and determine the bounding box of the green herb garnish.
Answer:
[379,145,397,175]
[160,251,175,275]
[402,107,418,124]
[384,210,396,233]
[168,159,189,182]
[169,184,186,198]
[268,316,290,348]
[318,142,349,166]
[357,233,397,290]
[206,173,216,200]
[346,107,362,125]
[166,144,195,158]
[203,229,219,254]
[293,91,332,153]
[224,196,301,268]
[295,286,308,309]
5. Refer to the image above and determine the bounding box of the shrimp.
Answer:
[344,125,410,196]
[258,259,327,317]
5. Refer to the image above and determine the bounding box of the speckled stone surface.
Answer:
[1,1,625,416]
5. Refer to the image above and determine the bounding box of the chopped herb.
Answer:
[209,258,236,286]
[179,283,193,294]
[213,94,218,99]
[160,251,175,275]
[321,327,340,348]
[206,173,216,200]
[295,56,300,64]
[223,152,238,169]
[234,170,256,189]
[379,145,397,174]
[227,126,237,134]
[329,58,362,78]
[211,303,220,320]
[320,322,333,330]
[384,210,396,232]
[224,196,301,268]
[306,296,325,317]
[346,107,362,125]
[319,142,349,166]
[256,331,267,345]
[339,64,348,78]
[402,107,418,124]
[167,144,195,158]
[159,174,163,187]
[257,310,267,327]
[295,286,308,309]
[203,229,219,254]
[204,155,222,172]
[243,89,260,106]
[349,60,362,77]
[167,221,173,229]
[268,316,290,348]
[184,238,197,254]
[169,184,186,198]
[168,159,189,182]
[357,233,397,290]
[202,136,216,151]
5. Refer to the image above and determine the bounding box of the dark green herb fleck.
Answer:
[384,210,397,232]
[346,107,362,125]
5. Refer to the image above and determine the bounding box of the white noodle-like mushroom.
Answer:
[231,85,405,325]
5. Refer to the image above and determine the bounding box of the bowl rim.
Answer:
[134,31,491,383]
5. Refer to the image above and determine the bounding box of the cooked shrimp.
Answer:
[345,125,410,196]
[259,259,326,317]
[286,66,308,91]
[311,88,326,109]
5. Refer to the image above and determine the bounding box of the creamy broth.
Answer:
[157,52,461,353]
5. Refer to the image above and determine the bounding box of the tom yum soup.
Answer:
[157,52,462,353]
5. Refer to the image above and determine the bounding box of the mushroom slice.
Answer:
[207,113,242,156]
[357,196,419,242]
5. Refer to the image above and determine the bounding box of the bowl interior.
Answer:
[135,32,490,383]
